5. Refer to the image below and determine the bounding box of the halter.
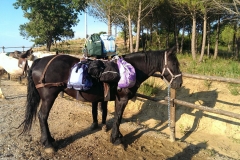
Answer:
[160,51,182,86]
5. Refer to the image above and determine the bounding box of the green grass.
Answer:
[177,53,240,79]
[203,80,212,90]
[228,83,240,96]
[177,53,240,96]
[138,78,160,96]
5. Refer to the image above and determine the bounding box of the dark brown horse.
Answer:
[20,46,182,153]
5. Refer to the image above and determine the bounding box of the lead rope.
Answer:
[167,84,171,127]
[161,51,181,128]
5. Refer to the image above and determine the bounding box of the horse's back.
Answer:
[31,55,80,83]
[0,53,23,75]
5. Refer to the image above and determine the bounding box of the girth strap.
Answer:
[39,54,62,83]
[36,55,68,89]
[36,81,67,89]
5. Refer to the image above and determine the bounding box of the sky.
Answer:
[0,1,110,53]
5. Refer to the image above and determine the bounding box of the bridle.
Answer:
[160,51,182,86]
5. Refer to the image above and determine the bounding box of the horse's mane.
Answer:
[122,50,165,71]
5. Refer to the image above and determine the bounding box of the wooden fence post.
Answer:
[169,88,176,142]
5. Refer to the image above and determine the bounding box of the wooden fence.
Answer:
[136,73,240,142]
[1,46,32,53]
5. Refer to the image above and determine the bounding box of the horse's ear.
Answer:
[167,46,177,55]
[26,48,33,55]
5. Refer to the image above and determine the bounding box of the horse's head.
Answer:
[26,48,33,56]
[20,48,33,58]
[160,46,182,89]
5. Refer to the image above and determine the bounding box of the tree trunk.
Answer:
[123,21,127,48]
[180,22,185,54]
[107,7,112,35]
[166,32,169,49]
[214,16,220,59]
[191,10,197,60]
[207,21,210,57]
[46,37,52,51]
[134,1,141,52]
[236,38,240,59]
[227,43,231,52]
[128,12,133,53]
[174,22,179,53]
[150,21,153,48]
[233,23,237,57]
[46,42,51,51]
[155,31,161,50]
[199,10,207,62]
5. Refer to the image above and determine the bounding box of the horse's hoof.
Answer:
[116,144,125,151]
[102,124,107,132]
[89,122,98,131]
[44,147,55,154]
[50,137,55,142]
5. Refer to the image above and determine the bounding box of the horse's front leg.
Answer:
[110,98,128,145]
[0,74,4,99]
[38,98,56,153]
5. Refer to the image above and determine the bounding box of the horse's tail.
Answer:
[19,59,41,135]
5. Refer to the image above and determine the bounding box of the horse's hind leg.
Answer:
[38,88,59,153]
[110,98,128,145]
[90,101,108,131]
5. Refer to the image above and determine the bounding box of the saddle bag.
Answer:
[67,62,93,91]
[117,58,136,88]
[100,61,120,83]
[84,33,103,57]
[88,60,105,79]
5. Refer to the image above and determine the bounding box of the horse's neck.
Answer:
[139,53,162,84]
[136,60,158,77]
[134,63,156,86]
[20,52,28,58]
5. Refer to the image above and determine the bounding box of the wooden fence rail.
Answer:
[153,73,240,84]
[166,97,240,120]
[1,46,32,53]
[138,73,240,142]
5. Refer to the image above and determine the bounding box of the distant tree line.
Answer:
[88,0,240,61]
[14,0,240,61]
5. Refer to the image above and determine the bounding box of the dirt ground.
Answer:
[0,74,239,160]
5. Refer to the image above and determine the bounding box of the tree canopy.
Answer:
[13,0,87,51]
[13,0,240,60]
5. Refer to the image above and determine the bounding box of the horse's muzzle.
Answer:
[171,76,183,89]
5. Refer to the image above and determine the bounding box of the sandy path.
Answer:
[0,75,235,160]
